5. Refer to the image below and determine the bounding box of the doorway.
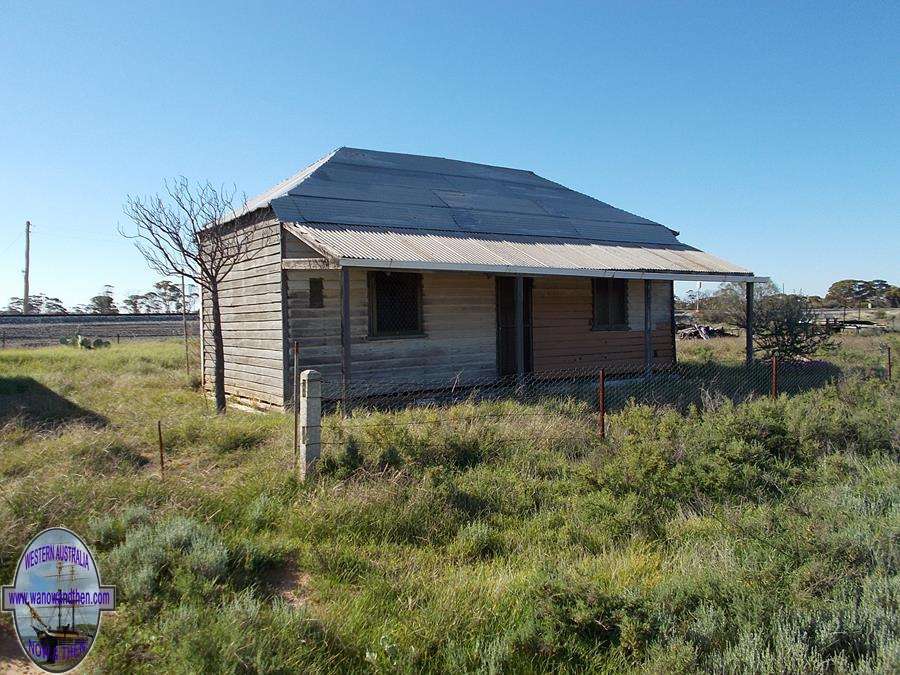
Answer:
[496,276,533,376]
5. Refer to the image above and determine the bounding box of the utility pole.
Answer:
[22,221,31,315]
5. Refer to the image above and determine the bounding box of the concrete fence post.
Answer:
[299,369,322,480]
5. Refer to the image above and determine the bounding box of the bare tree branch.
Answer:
[120,178,271,412]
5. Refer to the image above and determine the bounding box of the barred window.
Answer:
[592,278,628,330]
[368,271,423,337]
[309,278,324,308]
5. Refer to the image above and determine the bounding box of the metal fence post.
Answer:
[299,369,322,480]
[598,368,606,440]
[771,355,778,399]
[291,340,300,472]
[157,420,165,477]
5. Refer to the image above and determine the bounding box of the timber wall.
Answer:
[201,218,285,406]
[532,277,674,373]
[285,268,496,399]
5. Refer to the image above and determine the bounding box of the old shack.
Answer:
[200,147,764,406]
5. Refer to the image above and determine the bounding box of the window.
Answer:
[368,271,423,337]
[309,278,324,308]
[592,278,628,330]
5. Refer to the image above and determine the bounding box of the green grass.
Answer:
[0,339,897,673]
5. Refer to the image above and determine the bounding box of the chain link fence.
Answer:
[315,349,893,453]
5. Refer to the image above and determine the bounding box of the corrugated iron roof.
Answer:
[243,147,760,280]
[284,223,762,282]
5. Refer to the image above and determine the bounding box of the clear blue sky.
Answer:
[1,1,897,307]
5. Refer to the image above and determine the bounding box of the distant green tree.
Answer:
[42,296,68,314]
[825,279,897,308]
[140,291,164,313]
[3,294,66,314]
[697,280,780,327]
[124,294,144,314]
[153,280,181,312]
[824,279,862,307]
[5,297,24,314]
[806,295,825,308]
[886,286,900,308]
[87,286,119,314]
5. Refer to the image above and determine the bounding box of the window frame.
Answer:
[367,271,425,339]
[591,278,630,331]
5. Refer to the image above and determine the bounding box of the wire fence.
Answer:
[317,352,893,450]
[0,316,199,349]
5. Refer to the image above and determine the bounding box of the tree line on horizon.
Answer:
[677,278,900,315]
[2,280,198,316]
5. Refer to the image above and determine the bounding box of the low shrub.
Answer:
[89,505,152,550]
[106,516,229,603]
[449,521,504,561]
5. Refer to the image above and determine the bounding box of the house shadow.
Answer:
[0,377,107,428]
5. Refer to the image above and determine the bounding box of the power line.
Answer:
[0,232,22,255]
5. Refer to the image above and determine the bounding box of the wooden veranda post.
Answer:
[643,280,652,378]
[669,280,677,364]
[340,266,351,412]
[515,275,525,384]
[745,281,755,365]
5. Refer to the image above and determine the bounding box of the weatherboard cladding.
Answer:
[242,147,753,277]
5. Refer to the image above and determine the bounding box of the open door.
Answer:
[496,277,533,376]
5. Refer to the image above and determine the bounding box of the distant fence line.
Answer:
[0,313,199,348]
[0,312,198,325]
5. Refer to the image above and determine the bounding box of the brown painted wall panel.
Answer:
[532,277,674,374]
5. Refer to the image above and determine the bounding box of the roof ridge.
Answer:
[338,146,539,176]
[238,147,340,216]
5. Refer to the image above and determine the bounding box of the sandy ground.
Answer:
[0,623,40,675]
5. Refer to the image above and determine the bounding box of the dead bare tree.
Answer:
[121,178,263,413]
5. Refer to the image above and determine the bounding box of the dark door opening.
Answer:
[496,277,533,376]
